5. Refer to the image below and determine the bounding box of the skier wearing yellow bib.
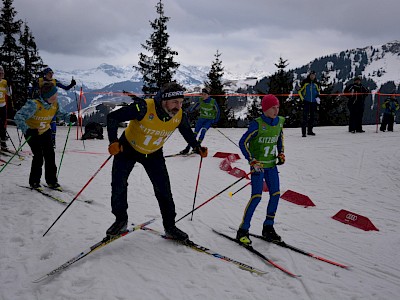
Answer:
[0,66,12,151]
[106,82,208,241]
[14,82,77,190]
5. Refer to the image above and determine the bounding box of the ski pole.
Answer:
[5,130,23,159]
[57,122,72,178]
[176,171,251,223]
[6,130,17,151]
[73,84,85,149]
[0,137,30,173]
[43,155,112,237]
[229,181,251,198]
[215,128,239,148]
[190,156,203,221]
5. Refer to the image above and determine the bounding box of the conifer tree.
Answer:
[318,70,348,126]
[267,57,293,118]
[135,0,179,95]
[204,50,233,127]
[19,22,43,104]
[246,96,262,121]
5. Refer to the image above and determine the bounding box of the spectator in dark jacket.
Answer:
[344,76,370,133]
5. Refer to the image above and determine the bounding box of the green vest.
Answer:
[249,116,285,168]
[199,98,217,119]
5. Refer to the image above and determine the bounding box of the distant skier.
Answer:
[380,93,399,132]
[179,87,219,154]
[0,66,12,151]
[298,70,320,137]
[235,94,285,245]
[33,67,76,148]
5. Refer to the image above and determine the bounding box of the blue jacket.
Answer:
[14,97,70,134]
[299,81,320,103]
[382,98,399,116]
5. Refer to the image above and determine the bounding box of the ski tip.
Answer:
[32,275,47,283]
[228,192,233,197]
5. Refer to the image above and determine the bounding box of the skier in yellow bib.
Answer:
[14,82,77,190]
[106,82,208,241]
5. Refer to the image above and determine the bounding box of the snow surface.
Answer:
[1,124,400,300]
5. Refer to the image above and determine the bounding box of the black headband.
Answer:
[161,90,184,100]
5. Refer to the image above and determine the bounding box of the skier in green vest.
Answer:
[179,88,220,154]
[236,94,285,245]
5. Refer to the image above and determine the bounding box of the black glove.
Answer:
[276,153,285,165]
[69,114,78,123]
[25,128,39,139]
[70,79,76,87]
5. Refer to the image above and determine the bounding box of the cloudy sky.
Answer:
[12,0,400,74]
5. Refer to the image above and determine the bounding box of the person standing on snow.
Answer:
[14,82,77,190]
[380,93,399,132]
[106,82,208,241]
[33,67,76,148]
[236,94,285,245]
[344,76,370,133]
[0,66,12,151]
[298,70,320,137]
[179,87,219,154]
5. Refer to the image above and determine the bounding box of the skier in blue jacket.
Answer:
[298,71,320,137]
[236,94,285,245]
[179,88,220,154]
[380,94,399,132]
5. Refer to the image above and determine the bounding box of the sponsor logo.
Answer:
[149,113,154,120]
[345,213,358,221]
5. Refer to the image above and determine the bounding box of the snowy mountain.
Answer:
[55,63,268,92]
[290,40,400,89]
[54,40,400,122]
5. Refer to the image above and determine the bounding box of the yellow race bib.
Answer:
[124,99,182,154]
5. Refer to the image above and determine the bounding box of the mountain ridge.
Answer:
[54,40,400,116]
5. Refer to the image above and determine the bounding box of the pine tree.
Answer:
[267,57,293,118]
[318,70,348,126]
[19,22,43,106]
[204,50,233,127]
[246,96,262,121]
[135,0,179,95]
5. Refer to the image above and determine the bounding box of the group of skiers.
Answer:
[1,66,399,245]
[104,85,285,243]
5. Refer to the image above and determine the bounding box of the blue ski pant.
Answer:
[194,118,214,142]
[239,166,281,231]
[50,116,56,143]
